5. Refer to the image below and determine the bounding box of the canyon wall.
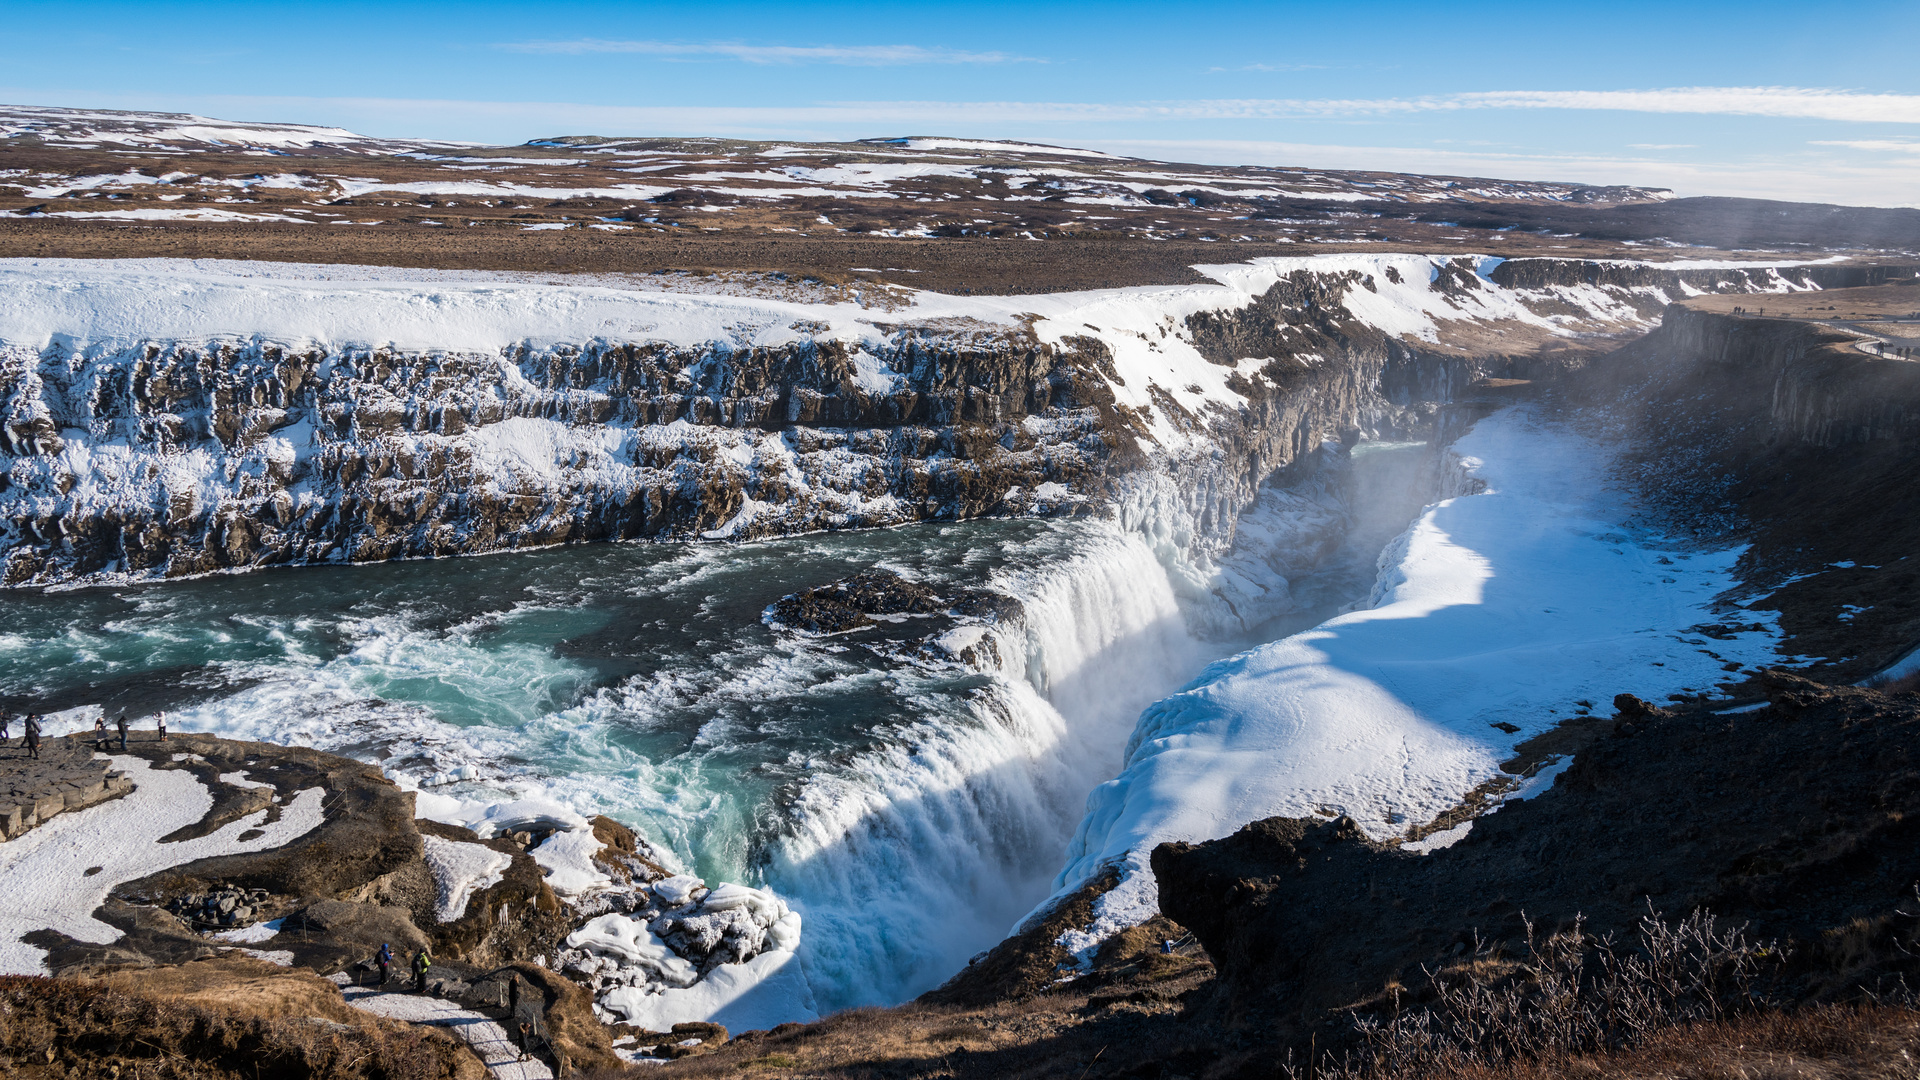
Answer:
[0,256,1872,589]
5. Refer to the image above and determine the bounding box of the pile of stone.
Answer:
[168,884,273,929]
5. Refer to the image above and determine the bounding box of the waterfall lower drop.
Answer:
[763,526,1213,1012]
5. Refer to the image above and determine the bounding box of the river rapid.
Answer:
[0,441,1434,1013]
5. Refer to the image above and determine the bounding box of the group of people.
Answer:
[86,711,167,750]
[369,944,552,1063]
[372,941,433,991]
[0,709,168,758]
[0,712,43,759]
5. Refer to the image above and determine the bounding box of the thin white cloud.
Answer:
[1454,87,1920,124]
[1812,138,1920,153]
[1628,143,1696,149]
[499,39,1036,66]
[1205,63,1328,73]
[1024,86,1920,123]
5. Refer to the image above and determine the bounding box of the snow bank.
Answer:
[420,835,513,922]
[1049,406,1783,957]
[567,914,699,988]
[0,755,326,973]
[413,785,817,1030]
[608,948,818,1034]
[211,917,286,944]
[0,250,1806,458]
[413,789,618,895]
[562,878,812,1031]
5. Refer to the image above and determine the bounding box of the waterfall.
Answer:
[761,525,1209,1011]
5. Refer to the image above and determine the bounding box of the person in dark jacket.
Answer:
[375,942,393,986]
[412,947,432,993]
[23,715,40,760]
[508,974,550,1063]
[92,716,108,750]
[115,711,129,751]
[1,711,12,743]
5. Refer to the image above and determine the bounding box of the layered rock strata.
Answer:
[0,257,1879,590]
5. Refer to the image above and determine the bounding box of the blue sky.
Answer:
[5,0,1919,205]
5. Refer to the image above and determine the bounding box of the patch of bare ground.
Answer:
[0,220,1724,296]
[0,956,485,1079]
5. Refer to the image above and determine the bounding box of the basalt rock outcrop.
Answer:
[0,325,1132,585]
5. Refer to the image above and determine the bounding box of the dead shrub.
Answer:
[1291,908,1789,1079]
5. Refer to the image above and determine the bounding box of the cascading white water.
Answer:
[762,525,1213,1009]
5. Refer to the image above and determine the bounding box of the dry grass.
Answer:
[1284,909,1918,1080]
[0,962,481,1080]
[1401,1004,1920,1080]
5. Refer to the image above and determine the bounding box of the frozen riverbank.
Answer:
[1049,405,1786,955]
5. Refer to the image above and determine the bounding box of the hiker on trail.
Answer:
[509,974,549,1063]
[115,711,129,751]
[24,715,40,760]
[155,712,167,742]
[375,942,393,986]
[412,947,432,993]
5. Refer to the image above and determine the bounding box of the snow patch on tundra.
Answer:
[0,755,326,974]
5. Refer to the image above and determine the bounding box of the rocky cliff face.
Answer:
[1638,305,1920,448]
[0,256,1874,589]
[0,327,1130,585]
[1577,301,1920,683]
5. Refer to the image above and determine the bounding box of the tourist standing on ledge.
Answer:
[115,711,128,751]
[0,712,11,743]
[24,715,40,760]
[156,712,167,742]
[412,947,432,993]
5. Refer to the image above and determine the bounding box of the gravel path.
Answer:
[339,986,553,1080]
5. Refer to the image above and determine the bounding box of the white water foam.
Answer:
[763,526,1210,1008]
